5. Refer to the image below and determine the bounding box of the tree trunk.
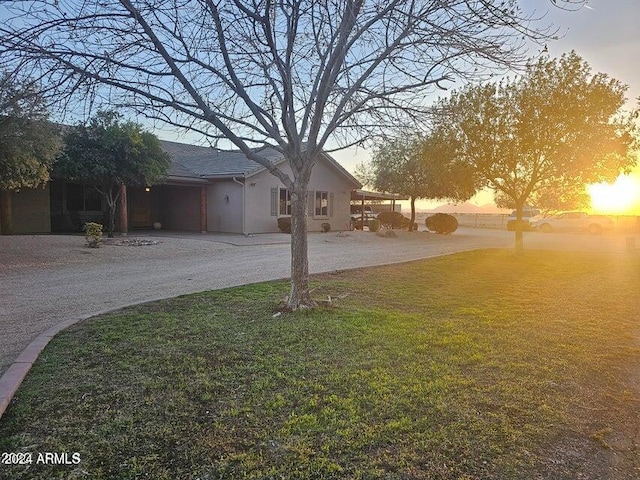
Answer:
[0,189,12,235]
[102,185,124,238]
[94,185,118,238]
[287,183,316,310]
[409,196,416,232]
[514,204,524,256]
[104,188,119,238]
[104,194,116,238]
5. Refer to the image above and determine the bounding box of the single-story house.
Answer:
[2,141,362,235]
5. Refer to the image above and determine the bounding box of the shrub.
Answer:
[368,219,381,232]
[425,213,458,234]
[377,211,410,229]
[277,217,291,233]
[84,222,103,248]
[321,222,331,233]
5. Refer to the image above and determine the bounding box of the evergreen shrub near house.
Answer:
[377,211,409,230]
[84,222,103,248]
[321,222,331,233]
[368,218,381,232]
[277,217,292,233]
[425,213,458,234]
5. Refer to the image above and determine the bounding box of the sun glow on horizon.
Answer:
[588,174,640,215]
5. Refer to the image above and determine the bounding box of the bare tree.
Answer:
[0,0,585,308]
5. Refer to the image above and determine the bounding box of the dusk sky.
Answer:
[541,0,639,105]
[7,1,635,212]
[332,0,640,212]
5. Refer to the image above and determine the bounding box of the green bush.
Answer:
[277,217,291,233]
[425,213,458,234]
[321,222,331,233]
[368,218,381,232]
[84,222,103,248]
[377,211,410,229]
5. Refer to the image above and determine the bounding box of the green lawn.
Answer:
[1,249,639,479]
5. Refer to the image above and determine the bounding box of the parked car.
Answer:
[531,211,614,234]
[350,205,377,230]
[506,208,541,231]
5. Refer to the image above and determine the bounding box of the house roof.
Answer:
[351,190,409,201]
[161,140,283,178]
[161,140,361,188]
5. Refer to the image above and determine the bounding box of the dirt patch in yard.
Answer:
[0,234,229,273]
[0,235,91,271]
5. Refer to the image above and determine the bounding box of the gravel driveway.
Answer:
[1,227,636,377]
[0,228,517,375]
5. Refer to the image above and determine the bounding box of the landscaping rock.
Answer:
[106,238,161,247]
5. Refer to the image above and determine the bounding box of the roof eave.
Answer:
[202,174,248,180]
[165,175,210,185]
[244,157,287,179]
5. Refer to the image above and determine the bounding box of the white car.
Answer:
[350,205,377,230]
[531,211,614,234]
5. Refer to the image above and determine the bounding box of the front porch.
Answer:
[49,181,209,234]
[126,184,208,233]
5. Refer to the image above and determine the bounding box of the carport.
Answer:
[350,189,408,225]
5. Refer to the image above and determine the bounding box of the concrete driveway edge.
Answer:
[0,305,153,420]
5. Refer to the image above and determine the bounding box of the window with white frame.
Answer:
[315,191,329,217]
[279,188,291,215]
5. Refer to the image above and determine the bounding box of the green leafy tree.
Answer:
[55,111,171,237]
[0,72,60,234]
[371,133,476,231]
[434,52,638,254]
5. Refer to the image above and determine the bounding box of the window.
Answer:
[279,188,291,215]
[315,191,328,217]
[273,188,331,217]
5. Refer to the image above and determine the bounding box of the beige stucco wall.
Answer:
[6,186,51,234]
[207,181,243,233]
[244,157,354,234]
